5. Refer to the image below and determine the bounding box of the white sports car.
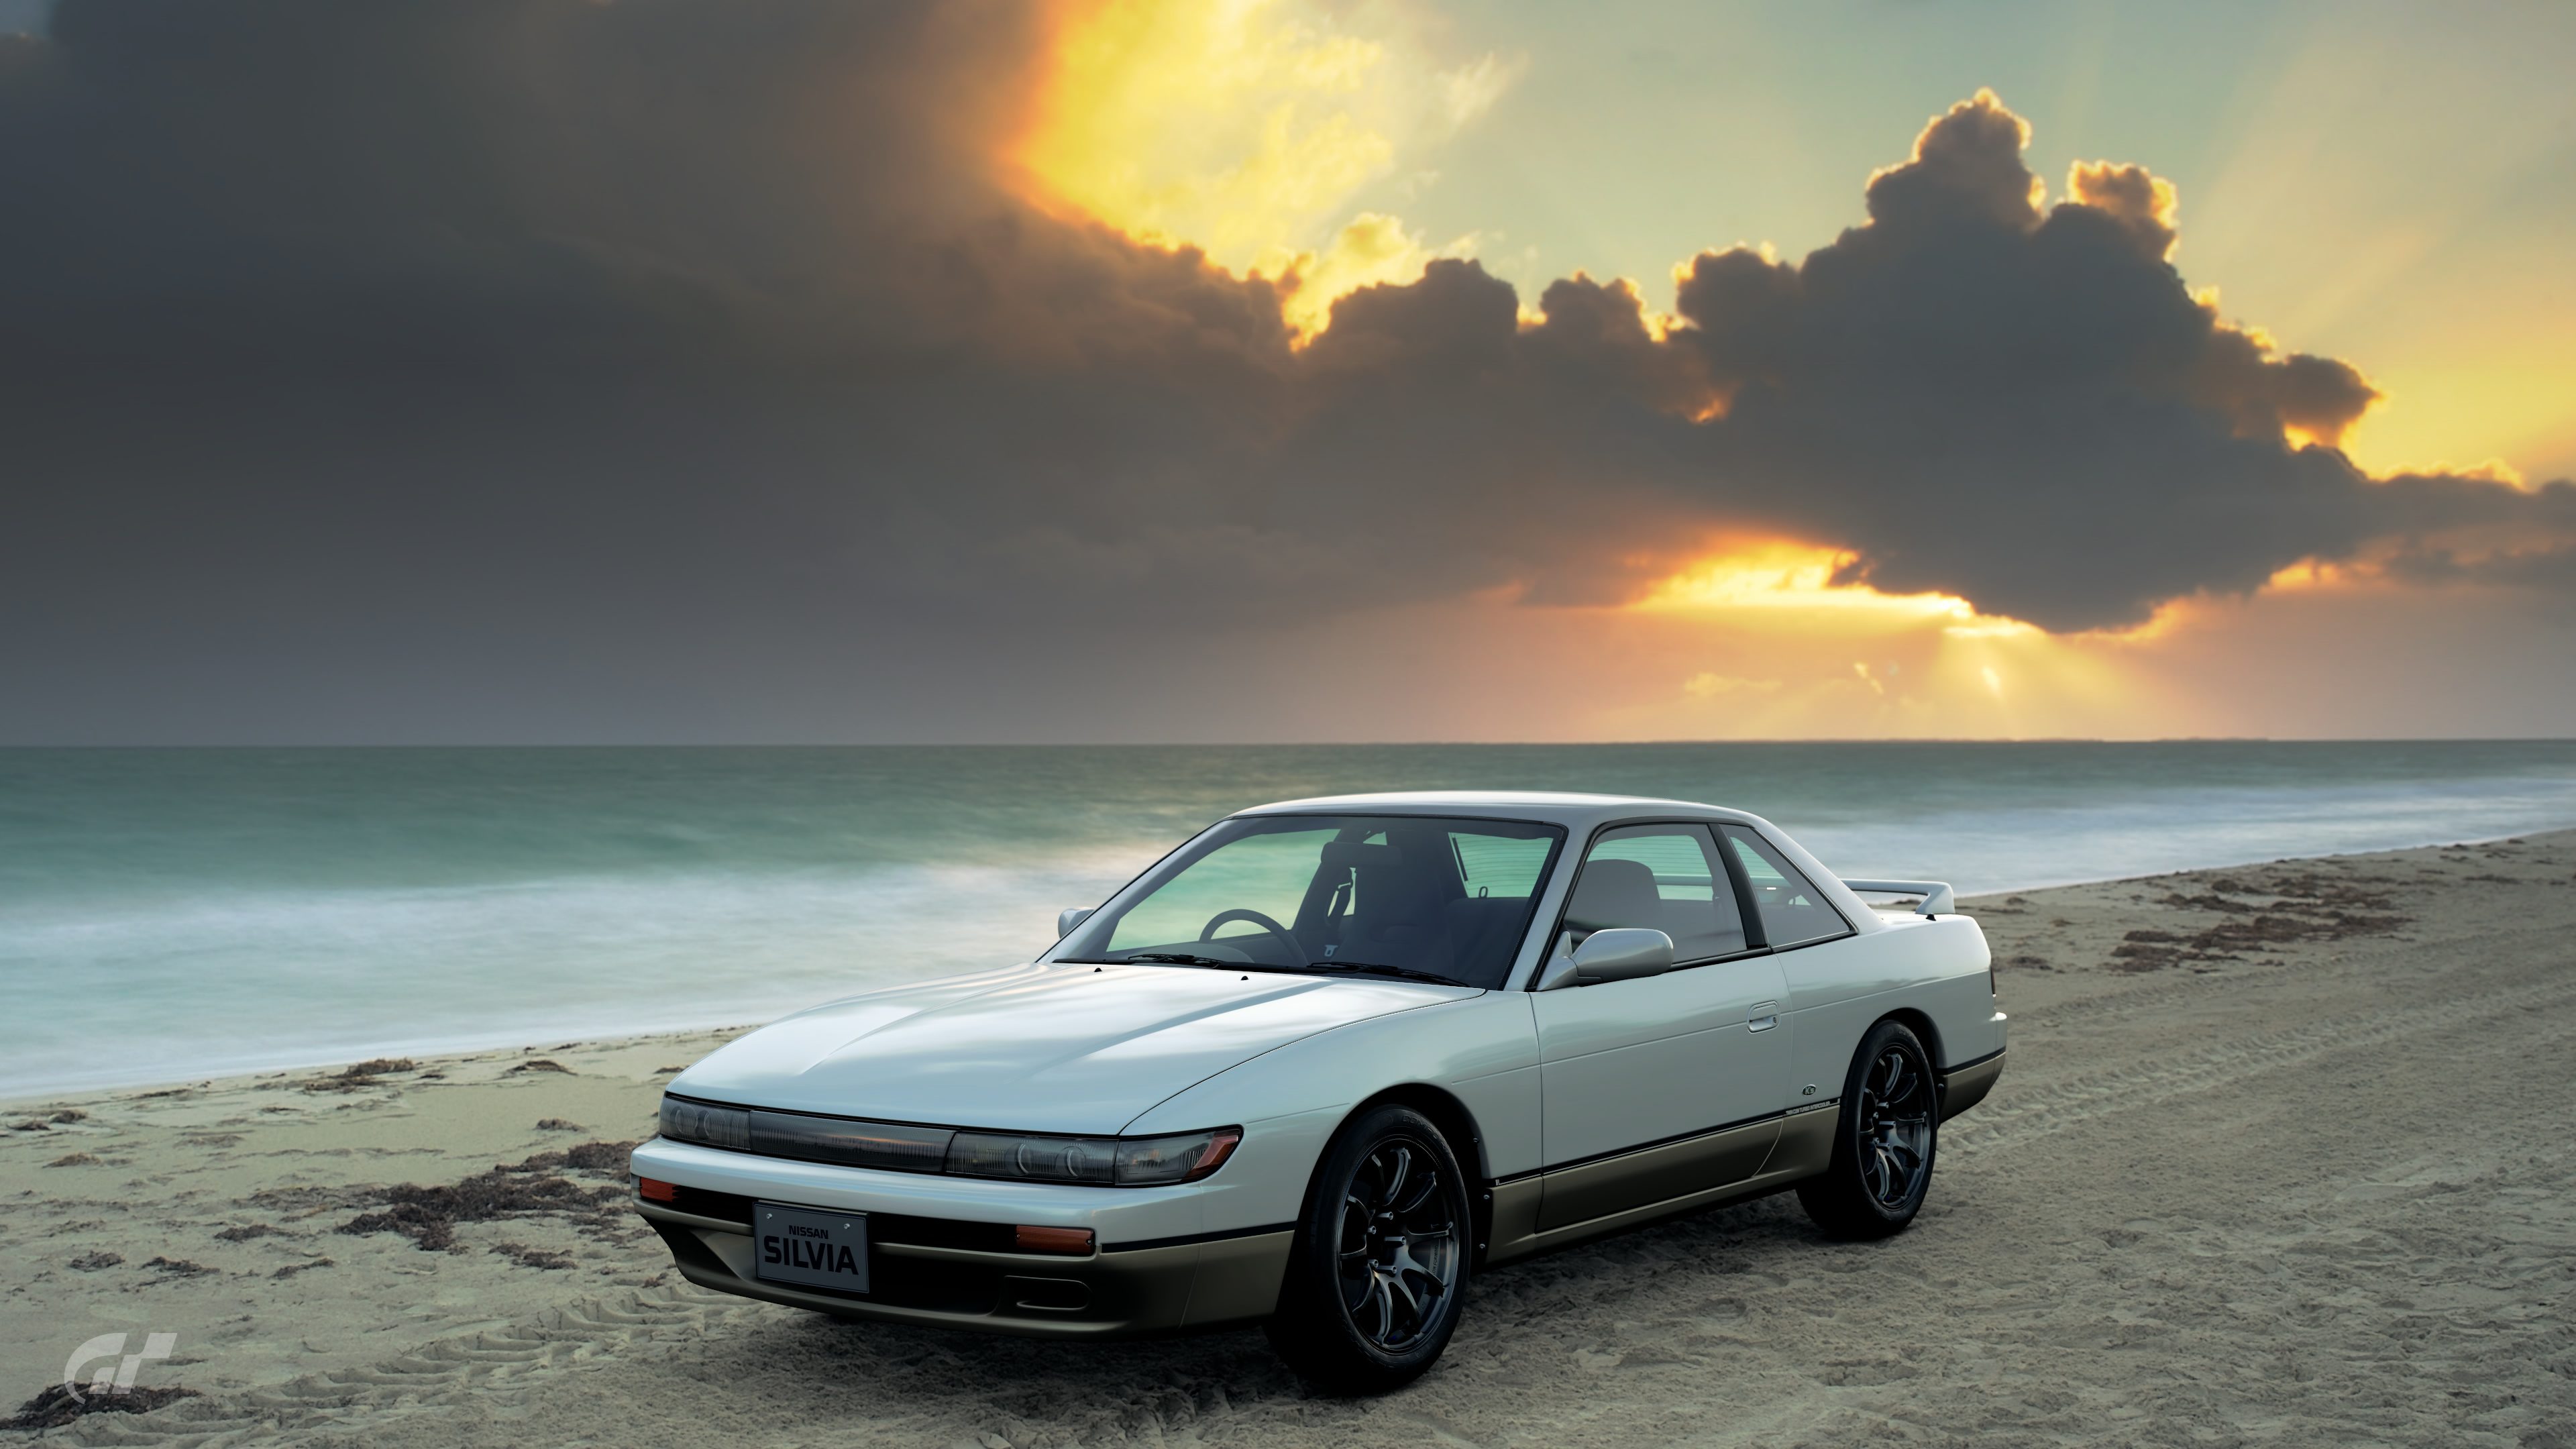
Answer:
[632,792,2006,1391]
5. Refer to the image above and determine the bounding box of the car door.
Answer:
[1716,822,1864,1146]
[1532,822,1790,1230]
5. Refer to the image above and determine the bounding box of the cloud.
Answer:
[0,8,2564,738]
[1648,89,2475,629]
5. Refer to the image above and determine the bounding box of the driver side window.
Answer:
[1564,824,1748,964]
[1108,828,1333,954]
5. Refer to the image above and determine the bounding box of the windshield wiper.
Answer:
[1072,954,1467,987]
[1305,960,1470,987]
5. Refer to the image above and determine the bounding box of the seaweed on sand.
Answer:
[490,1241,575,1270]
[3,1383,200,1432]
[337,1141,636,1252]
[2114,871,2410,970]
[297,1058,419,1093]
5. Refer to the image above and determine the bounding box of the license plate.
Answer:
[753,1202,869,1294]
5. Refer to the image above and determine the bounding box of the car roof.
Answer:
[1233,790,1764,831]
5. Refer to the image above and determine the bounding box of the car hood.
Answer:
[668,962,1475,1135]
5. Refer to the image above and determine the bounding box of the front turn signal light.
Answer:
[1014,1225,1095,1255]
[637,1177,678,1202]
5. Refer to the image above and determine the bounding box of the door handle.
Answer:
[1748,1001,1779,1032]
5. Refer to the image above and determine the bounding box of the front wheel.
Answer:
[1796,1019,1938,1239]
[1265,1104,1472,1394]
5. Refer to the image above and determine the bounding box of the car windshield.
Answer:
[1055,814,1566,989]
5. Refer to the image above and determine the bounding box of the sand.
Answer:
[5,833,2573,1446]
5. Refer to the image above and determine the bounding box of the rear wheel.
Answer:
[1797,1019,1938,1239]
[1265,1104,1471,1394]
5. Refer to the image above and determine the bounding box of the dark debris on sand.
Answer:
[506,1059,572,1075]
[517,1140,633,1173]
[3,1383,201,1432]
[490,1240,576,1270]
[337,1141,635,1252]
[2117,871,2410,970]
[297,1058,419,1093]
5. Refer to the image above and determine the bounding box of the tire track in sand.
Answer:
[1947,963,2576,1157]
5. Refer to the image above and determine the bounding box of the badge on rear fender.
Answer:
[754,1203,869,1293]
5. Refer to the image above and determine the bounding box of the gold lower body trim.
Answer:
[1484,1106,1839,1266]
[1938,1049,2005,1122]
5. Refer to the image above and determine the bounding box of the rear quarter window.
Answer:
[1721,824,1851,948]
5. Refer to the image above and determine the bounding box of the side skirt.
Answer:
[1481,1105,1839,1266]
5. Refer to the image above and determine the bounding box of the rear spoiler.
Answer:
[1841,879,1957,918]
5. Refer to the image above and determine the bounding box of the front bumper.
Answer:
[629,1138,1293,1337]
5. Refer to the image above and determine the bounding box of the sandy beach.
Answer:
[7,833,2572,1446]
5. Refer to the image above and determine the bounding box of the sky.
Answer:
[1,0,2571,743]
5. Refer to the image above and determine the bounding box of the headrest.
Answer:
[1566,857,1662,931]
[1321,841,1405,871]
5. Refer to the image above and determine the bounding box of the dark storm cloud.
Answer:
[1648,93,2434,629]
[0,13,2564,736]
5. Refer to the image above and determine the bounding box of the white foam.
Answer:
[11,751,2576,1101]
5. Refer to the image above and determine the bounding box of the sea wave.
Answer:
[9,742,2576,1099]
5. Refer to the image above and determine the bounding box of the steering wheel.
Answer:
[1199,908,1303,965]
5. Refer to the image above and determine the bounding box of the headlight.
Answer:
[1111,1126,1242,1185]
[947,1126,1241,1186]
[659,1095,750,1150]
[947,1131,1116,1184]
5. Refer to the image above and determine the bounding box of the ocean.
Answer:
[9,741,2576,1099]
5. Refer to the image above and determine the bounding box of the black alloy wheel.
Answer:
[1335,1136,1461,1350]
[1267,1104,1472,1393]
[1797,1018,1939,1239]
[1854,1043,1935,1208]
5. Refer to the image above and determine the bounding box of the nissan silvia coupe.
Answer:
[632,792,2006,1391]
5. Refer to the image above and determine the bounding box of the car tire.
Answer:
[1796,1018,1939,1240]
[1265,1104,1473,1395]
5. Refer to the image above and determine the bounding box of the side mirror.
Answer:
[1574,928,1675,982]
[1536,928,1675,989]
[1057,906,1095,939]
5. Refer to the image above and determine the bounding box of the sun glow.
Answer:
[1618,541,2153,737]
[1631,540,2038,637]
[1010,0,1510,335]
